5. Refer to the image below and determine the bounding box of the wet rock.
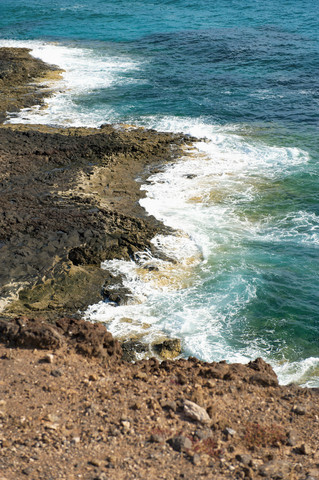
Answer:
[101,272,132,305]
[0,121,186,319]
[153,339,181,360]
[183,400,210,424]
[122,340,149,362]
[0,48,61,123]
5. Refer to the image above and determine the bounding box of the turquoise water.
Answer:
[1,0,319,385]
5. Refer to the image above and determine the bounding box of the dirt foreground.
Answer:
[0,321,319,480]
[0,47,319,480]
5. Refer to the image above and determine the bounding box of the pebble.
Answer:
[88,459,102,467]
[236,453,253,466]
[134,372,147,380]
[150,433,165,443]
[194,429,211,441]
[192,453,201,465]
[259,460,290,478]
[21,467,33,476]
[292,405,307,415]
[41,354,54,364]
[287,429,298,446]
[121,420,131,431]
[160,399,177,412]
[223,427,236,439]
[169,435,192,452]
[94,474,108,480]
[300,443,311,455]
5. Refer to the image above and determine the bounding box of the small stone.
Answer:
[71,436,80,445]
[89,373,98,381]
[192,453,201,465]
[169,435,192,452]
[287,429,298,446]
[160,399,177,412]
[242,466,253,479]
[134,372,147,380]
[223,427,236,439]
[88,459,102,467]
[0,400,6,407]
[292,405,307,415]
[106,454,117,466]
[259,460,290,478]
[22,467,33,476]
[183,400,210,424]
[300,443,311,455]
[50,369,62,377]
[194,429,211,441]
[204,380,216,388]
[121,420,131,431]
[41,353,54,364]
[130,401,141,410]
[150,433,165,443]
[94,474,107,480]
[236,454,252,466]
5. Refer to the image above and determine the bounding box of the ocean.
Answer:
[1,0,318,386]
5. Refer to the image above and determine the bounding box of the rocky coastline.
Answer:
[0,47,319,480]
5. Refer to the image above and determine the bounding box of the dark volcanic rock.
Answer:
[0,47,61,122]
[0,124,187,317]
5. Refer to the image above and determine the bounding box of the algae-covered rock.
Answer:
[153,339,182,360]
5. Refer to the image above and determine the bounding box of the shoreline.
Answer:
[1,47,319,480]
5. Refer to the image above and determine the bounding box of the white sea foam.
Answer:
[274,357,319,387]
[86,117,317,385]
[1,39,141,126]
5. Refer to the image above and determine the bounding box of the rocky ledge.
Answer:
[0,123,188,318]
[0,47,63,123]
[0,47,318,480]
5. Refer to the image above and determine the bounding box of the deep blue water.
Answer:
[1,0,319,385]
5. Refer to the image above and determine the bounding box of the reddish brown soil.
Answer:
[0,317,319,480]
